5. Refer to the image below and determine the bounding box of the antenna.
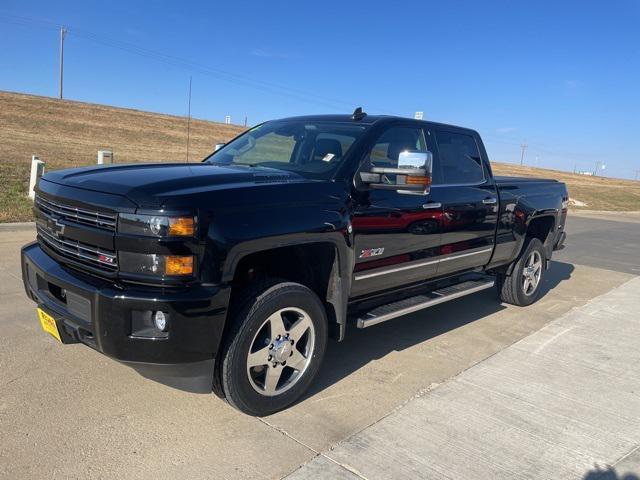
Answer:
[352,107,367,121]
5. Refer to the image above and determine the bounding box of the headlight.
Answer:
[119,252,194,277]
[119,214,195,237]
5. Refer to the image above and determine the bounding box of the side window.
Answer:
[368,126,427,170]
[435,131,484,184]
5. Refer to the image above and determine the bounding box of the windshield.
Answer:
[204,121,367,179]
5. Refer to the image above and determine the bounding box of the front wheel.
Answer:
[497,237,546,306]
[220,280,328,416]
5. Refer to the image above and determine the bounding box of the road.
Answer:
[558,212,640,275]
[0,213,639,479]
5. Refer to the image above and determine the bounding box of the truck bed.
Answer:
[494,175,558,185]
[494,175,567,202]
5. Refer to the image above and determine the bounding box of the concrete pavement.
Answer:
[0,214,638,479]
[287,276,640,480]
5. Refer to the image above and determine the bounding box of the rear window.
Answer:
[435,131,484,184]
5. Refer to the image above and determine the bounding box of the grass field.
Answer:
[0,91,244,222]
[492,163,640,211]
[1,90,639,222]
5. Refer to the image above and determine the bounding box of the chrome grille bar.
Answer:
[35,194,116,231]
[36,224,118,271]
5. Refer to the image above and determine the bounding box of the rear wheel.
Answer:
[497,237,546,306]
[220,279,327,416]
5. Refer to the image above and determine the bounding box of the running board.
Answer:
[356,279,495,329]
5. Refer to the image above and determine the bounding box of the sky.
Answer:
[1,0,639,179]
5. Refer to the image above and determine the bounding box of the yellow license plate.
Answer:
[38,308,62,342]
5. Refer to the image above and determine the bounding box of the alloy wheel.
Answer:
[522,250,543,296]
[246,307,315,396]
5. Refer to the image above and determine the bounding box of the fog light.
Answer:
[153,311,167,331]
[131,310,168,339]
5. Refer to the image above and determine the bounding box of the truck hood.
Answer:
[42,163,306,207]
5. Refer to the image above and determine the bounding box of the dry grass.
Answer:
[491,162,640,211]
[0,91,245,222]
[1,90,639,222]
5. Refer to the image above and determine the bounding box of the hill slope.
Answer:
[492,163,640,211]
[0,91,245,221]
[1,90,639,222]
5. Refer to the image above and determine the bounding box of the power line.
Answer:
[593,160,604,176]
[483,132,607,161]
[0,12,400,113]
[520,142,528,166]
[483,134,611,174]
[0,11,624,175]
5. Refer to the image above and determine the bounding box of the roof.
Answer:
[275,114,391,125]
[272,113,476,133]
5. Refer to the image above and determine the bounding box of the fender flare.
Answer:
[506,211,557,276]
[221,233,354,340]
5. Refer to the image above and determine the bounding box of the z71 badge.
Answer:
[359,248,385,259]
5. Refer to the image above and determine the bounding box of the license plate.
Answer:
[38,308,62,342]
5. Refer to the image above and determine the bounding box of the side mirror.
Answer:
[214,143,225,152]
[360,150,433,195]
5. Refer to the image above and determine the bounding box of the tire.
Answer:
[220,279,328,416]
[497,237,546,306]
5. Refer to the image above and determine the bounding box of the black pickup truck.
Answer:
[21,109,568,415]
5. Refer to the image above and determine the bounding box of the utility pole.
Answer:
[58,26,67,99]
[634,169,640,181]
[186,76,192,162]
[244,115,247,127]
[594,160,601,176]
[520,142,528,166]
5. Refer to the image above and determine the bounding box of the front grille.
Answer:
[36,224,118,273]
[35,194,116,231]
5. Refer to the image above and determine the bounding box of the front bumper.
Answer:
[21,242,231,391]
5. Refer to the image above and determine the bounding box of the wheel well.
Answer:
[526,216,555,246]
[494,215,556,277]
[231,243,337,309]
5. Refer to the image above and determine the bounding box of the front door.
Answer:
[428,129,498,276]
[351,125,442,297]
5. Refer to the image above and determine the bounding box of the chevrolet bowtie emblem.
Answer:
[49,217,65,237]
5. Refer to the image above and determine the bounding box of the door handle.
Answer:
[422,202,442,210]
[482,197,497,205]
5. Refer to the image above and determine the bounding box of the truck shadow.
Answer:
[583,464,639,480]
[305,260,575,400]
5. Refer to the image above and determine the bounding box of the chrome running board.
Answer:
[356,278,495,329]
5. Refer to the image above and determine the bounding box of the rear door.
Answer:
[351,124,442,297]
[428,129,498,276]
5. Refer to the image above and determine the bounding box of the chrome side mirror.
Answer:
[360,150,433,195]
[214,143,225,152]
[398,150,431,172]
